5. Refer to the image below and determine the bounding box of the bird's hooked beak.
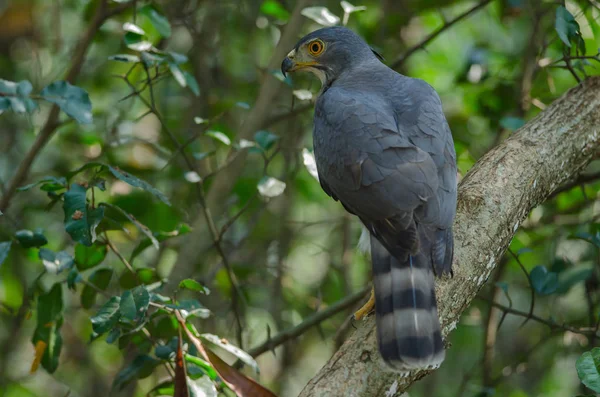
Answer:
[281,49,319,78]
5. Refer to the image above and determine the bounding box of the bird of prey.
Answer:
[282,27,457,371]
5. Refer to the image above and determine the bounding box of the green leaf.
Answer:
[107,166,171,205]
[152,316,178,340]
[155,337,178,360]
[189,376,217,397]
[555,6,579,48]
[17,176,66,192]
[205,130,231,146]
[168,62,187,87]
[573,232,600,248]
[119,285,150,322]
[235,101,251,110]
[108,54,141,63]
[124,31,153,52]
[74,243,108,270]
[130,224,191,262]
[556,265,594,294]
[185,354,219,381]
[106,327,121,344]
[530,265,559,295]
[123,22,145,35]
[15,229,48,248]
[81,268,113,309]
[340,1,367,14]
[70,162,168,203]
[193,151,215,161]
[90,178,107,191]
[119,268,160,289]
[91,296,121,336]
[40,81,93,124]
[141,51,167,66]
[301,6,340,26]
[166,300,210,319]
[261,0,290,21]
[140,5,172,38]
[37,283,64,327]
[302,148,319,180]
[147,380,175,396]
[0,241,11,267]
[67,268,81,291]
[292,89,313,101]
[200,333,259,373]
[32,283,64,373]
[168,51,189,64]
[495,281,509,294]
[500,116,525,132]
[257,176,286,198]
[154,346,175,360]
[254,130,279,151]
[113,354,161,390]
[66,161,105,180]
[577,348,600,392]
[38,248,74,274]
[179,279,210,294]
[63,184,104,246]
[0,79,37,113]
[32,318,64,374]
[184,71,200,97]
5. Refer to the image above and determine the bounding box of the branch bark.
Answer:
[299,77,600,397]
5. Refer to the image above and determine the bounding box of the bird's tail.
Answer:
[370,234,444,371]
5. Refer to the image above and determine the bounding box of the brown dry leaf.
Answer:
[175,312,277,397]
[30,340,47,374]
[174,331,189,397]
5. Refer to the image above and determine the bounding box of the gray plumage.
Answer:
[282,26,457,371]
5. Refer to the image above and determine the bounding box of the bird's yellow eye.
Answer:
[308,40,325,56]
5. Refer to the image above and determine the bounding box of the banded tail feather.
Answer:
[371,235,445,371]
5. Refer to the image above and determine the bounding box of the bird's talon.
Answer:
[354,288,375,321]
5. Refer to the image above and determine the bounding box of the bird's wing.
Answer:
[395,78,457,231]
[390,78,457,274]
[314,87,440,257]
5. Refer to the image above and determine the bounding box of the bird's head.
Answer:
[281,26,381,86]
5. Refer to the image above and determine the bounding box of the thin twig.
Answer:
[548,171,600,199]
[480,298,598,336]
[121,67,247,348]
[261,103,313,129]
[105,232,138,278]
[390,0,493,69]
[482,258,507,387]
[246,286,370,360]
[507,248,535,327]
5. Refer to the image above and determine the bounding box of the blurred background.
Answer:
[1,0,600,396]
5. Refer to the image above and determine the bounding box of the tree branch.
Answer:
[299,77,600,396]
[548,170,600,199]
[481,299,599,337]
[248,286,370,359]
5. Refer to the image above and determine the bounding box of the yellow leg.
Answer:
[354,288,375,321]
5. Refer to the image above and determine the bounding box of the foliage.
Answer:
[0,1,600,397]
